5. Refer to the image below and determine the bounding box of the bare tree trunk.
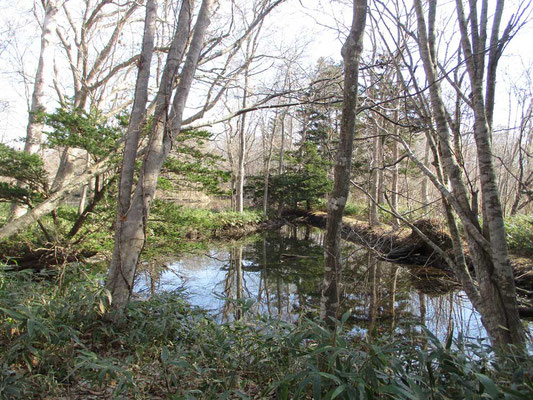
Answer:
[413,0,525,346]
[116,0,157,219]
[420,137,430,208]
[9,0,59,220]
[236,62,250,214]
[106,0,213,314]
[104,0,157,314]
[510,100,533,215]
[51,148,76,194]
[369,128,381,226]
[263,113,278,216]
[455,0,524,347]
[276,115,286,217]
[390,119,400,227]
[321,0,367,328]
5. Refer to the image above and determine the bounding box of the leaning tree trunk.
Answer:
[413,0,525,347]
[321,0,367,328]
[106,0,213,314]
[0,156,113,239]
[103,0,156,311]
[455,0,524,346]
[9,0,59,220]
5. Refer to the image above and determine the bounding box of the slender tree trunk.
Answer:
[67,176,114,238]
[116,0,157,219]
[9,0,59,220]
[276,115,286,217]
[236,62,250,213]
[510,101,533,215]
[106,0,213,314]
[321,0,367,327]
[420,137,430,208]
[413,0,525,346]
[390,116,400,227]
[263,113,277,216]
[456,0,524,347]
[369,127,381,225]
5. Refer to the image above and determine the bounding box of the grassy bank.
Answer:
[1,264,532,399]
[315,200,533,256]
[0,202,265,269]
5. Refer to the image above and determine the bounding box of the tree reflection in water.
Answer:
[136,225,498,339]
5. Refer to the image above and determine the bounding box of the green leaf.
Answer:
[319,372,341,385]
[445,323,454,350]
[341,310,351,324]
[161,346,170,363]
[313,374,322,400]
[331,384,347,399]
[0,307,27,321]
[475,373,501,399]
[379,384,419,400]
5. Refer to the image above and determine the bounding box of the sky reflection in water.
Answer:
[137,225,489,340]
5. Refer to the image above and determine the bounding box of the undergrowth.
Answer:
[1,264,532,399]
[505,215,533,255]
[0,202,264,267]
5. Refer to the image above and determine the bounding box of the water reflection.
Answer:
[136,225,489,339]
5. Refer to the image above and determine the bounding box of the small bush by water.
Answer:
[1,264,532,399]
[505,215,533,255]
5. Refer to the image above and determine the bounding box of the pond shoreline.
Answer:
[283,209,533,318]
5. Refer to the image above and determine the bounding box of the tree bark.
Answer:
[106,0,214,314]
[263,112,278,216]
[369,127,381,226]
[321,0,367,328]
[9,0,59,220]
[413,0,525,346]
[236,58,250,214]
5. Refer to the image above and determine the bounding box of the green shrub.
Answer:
[505,215,533,254]
[1,264,532,399]
[343,202,367,218]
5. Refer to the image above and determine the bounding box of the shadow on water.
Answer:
[136,224,490,340]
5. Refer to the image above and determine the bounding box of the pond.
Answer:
[136,225,488,340]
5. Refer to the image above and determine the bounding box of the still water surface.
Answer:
[137,225,487,340]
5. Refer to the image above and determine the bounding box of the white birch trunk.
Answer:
[106,0,214,313]
[9,0,59,220]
